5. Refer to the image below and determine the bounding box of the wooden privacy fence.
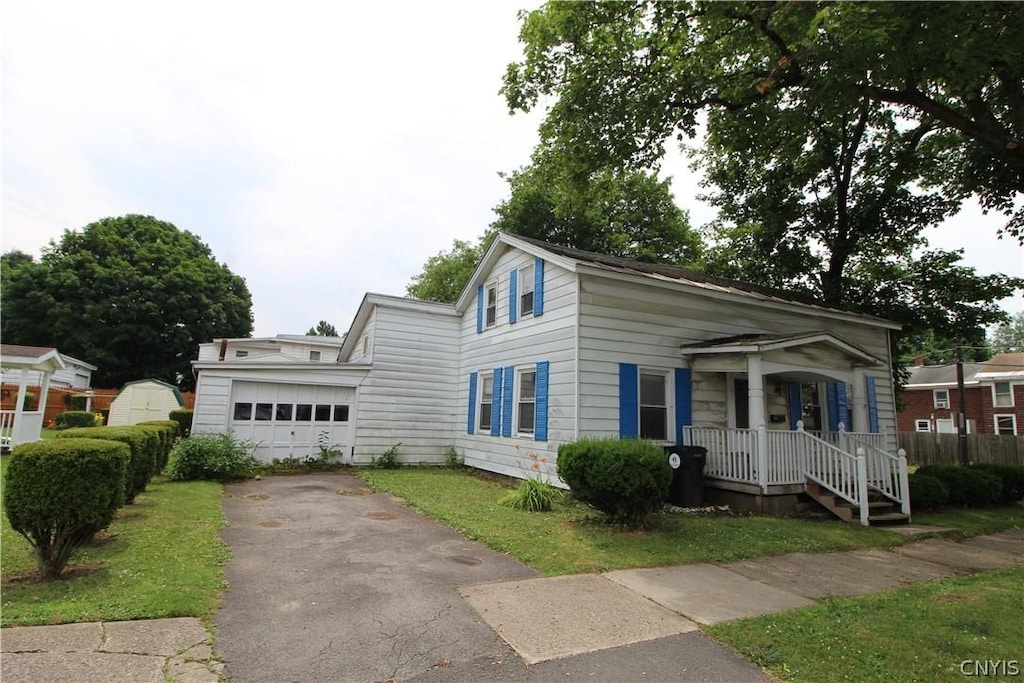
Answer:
[0,385,194,427]
[898,432,1024,466]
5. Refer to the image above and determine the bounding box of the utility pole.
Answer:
[955,341,969,466]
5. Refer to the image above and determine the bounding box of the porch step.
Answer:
[804,480,910,526]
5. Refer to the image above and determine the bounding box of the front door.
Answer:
[733,378,749,429]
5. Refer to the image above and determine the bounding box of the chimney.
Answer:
[913,354,925,367]
[218,339,228,361]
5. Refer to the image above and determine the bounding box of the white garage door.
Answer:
[229,381,355,462]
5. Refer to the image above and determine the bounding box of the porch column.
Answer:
[38,370,52,428]
[747,353,768,492]
[12,368,29,447]
[850,368,868,433]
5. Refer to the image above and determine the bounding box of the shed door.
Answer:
[229,381,354,462]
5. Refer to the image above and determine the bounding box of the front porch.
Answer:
[679,332,910,526]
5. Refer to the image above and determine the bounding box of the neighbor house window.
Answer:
[233,402,253,420]
[915,419,931,432]
[935,419,955,434]
[485,283,497,328]
[639,371,668,440]
[933,389,949,409]
[995,415,1017,435]
[309,350,321,362]
[478,373,494,431]
[519,264,535,318]
[234,350,249,358]
[993,382,1014,408]
[517,369,536,435]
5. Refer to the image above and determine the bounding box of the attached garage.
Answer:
[228,381,355,461]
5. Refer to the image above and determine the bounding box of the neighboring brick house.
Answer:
[897,353,1024,435]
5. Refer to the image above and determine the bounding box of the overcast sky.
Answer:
[3,1,1021,338]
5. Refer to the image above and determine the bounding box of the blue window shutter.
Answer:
[491,368,502,436]
[836,383,849,429]
[476,285,484,334]
[619,363,639,439]
[826,383,840,432]
[467,372,477,434]
[508,270,518,325]
[788,382,803,430]
[501,365,514,437]
[533,258,545,317]
[674,368,692,443]
[535,361,549,441]
[866,377,879,433]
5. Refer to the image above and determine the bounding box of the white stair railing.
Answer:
[839,429,910,516]
[796,423,870,526]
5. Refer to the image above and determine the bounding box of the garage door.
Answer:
[229,381,355,462]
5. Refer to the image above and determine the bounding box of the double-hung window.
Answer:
[933,389,949,409]
[478,373,494,431]
[993,382,1014,408]
[518,264,535,318]
[517,369,536,435]
[995,415,1017,435]
[639,371,668,440]
[485,283,497,328]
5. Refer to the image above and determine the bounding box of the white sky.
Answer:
[3,1,1021,338]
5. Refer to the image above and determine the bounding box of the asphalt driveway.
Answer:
[213,472,770,682]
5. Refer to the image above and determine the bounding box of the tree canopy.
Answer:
[407,237,490,304]
[2,215,253,389]
[989,312,1024,354]
[306,320,340,337]
[504,1,1024,237]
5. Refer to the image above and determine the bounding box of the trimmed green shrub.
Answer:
[53,411,98,430]
[908,473,949,511]
[168,433,258,481]
[3,438,129,580]
[916,465,1002,508]
[136,421,180,471]
[168,409,193,438]
[57,427,157,503]
[970,464,1024,504]
[69,393,88,411]
[557,438,671,527]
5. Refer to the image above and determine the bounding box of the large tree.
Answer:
[407,237,491,304]
[503,1,1024,237]
[2,215,253,389]
[306,320,340,337]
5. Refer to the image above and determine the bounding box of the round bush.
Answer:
[169,409,194,438]
[136,421,180,471]
[53,411,99,430]
[169,433,258,481]
[57,427,157,503]
[908,473,948,511]
[557,438,671,527]
[3,438,129,580]
[970,464,1024,504]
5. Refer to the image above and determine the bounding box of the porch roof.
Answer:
[0,344,67,373]
[679,331,884,367]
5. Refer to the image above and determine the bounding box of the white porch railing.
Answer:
[841,431,911,516]
[763,431,805,485]
[0,410,45,450]
[684,426,759,484]
[794,428,870,525]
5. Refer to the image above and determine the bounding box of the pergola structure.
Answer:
[1,344,66,450]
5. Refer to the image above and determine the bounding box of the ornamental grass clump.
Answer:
[557,437,671,528]
[500,448,562,512]
[3,439,129,580]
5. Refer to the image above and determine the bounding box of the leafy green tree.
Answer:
[989,312,1024,354]
[306,320,340,336]
[504,1,1024,237]
[406,237,491,304]
[493,161,701,264]
[2,215,253,389]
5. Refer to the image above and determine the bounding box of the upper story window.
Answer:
[933,389,949,409]
[478,373,494,431]
[235,350,249,358]
[639,371,668,441]
[517,369,536,435]
[309,350,321,362]
[993,381,1014,408]
[519,264,535,318]
[485,283,497,328]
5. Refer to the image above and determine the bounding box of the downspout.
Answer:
[573,272,581,442]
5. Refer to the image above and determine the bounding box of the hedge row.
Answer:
[909,464,1024,511]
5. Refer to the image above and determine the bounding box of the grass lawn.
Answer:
[359,468,917,575]
[1,455,229,627]
[708,567,1024,682]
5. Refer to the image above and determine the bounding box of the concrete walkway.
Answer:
[2,469,1021,682]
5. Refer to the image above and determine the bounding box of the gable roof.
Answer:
[116,378,185,405]
[338,292,459,360]
[455,233,900,330]
[0,344,67,372]
[680,331,885,367]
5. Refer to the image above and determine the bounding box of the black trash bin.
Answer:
[664,444,707,507]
